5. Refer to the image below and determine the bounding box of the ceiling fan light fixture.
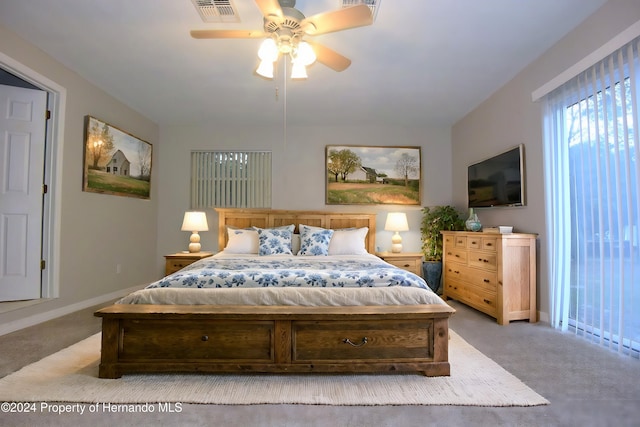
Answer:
[256,59,275,79]
[290,61,308,79]
[296,41,316,66]
[258,38,279,62]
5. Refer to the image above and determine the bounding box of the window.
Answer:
[543,37,639,357]
[189,151,272,209]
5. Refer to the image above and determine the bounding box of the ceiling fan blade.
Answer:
[190,29,266,39]
[307,41,351,72]
[255,0,283,19]
[302,4,373,36]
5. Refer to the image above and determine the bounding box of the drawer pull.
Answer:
[403,263,410,267]
[343,337,368,347]
[484,279,490,283]
[201,335,209,342]
[483,299,491,305]
[486,243,493,247]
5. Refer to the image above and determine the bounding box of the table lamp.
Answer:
[384,212,409,253]
[181,211,208,253]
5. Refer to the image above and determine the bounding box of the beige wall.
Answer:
[0,25,159,329]
[156,123,454,270]
[451,0,640,321]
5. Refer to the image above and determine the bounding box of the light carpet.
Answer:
[0,331,548,406]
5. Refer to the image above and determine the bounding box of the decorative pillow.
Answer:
[224,227,259,254]
[255,225,295,256]
[328,227,369,255]
[297,224,334,256]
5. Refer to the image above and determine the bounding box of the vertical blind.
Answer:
[542,36,639,357]
[189,151,272,209]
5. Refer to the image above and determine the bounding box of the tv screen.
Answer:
[467,145,524,208]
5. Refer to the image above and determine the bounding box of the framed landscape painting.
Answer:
[326,145,421,205]
[82,116,152,199]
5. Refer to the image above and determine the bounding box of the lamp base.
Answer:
[188,232,201,253]
[391,232,402,253]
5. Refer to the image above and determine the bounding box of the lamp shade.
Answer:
[384,212,409,232]
[181,211,208,232]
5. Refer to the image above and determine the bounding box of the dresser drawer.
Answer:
[482,237,498,252]
[292,320,432,362]
[120,319,274,361]
[445,281,497,317]
[454,236,467,248]
[444,263,497,293]
[468,251,497,271]
[444,247,468,263]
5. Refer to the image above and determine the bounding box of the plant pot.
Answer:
[422,261,442,294]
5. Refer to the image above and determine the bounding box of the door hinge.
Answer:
[45,110,51,120]
[43,184,48,194]
[41,260,46,270]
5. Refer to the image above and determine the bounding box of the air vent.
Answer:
[191,0,240,23]
[342,0,381,21]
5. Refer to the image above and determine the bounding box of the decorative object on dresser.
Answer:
[384,212,409,253]
[164,252,214,276]
[181,211,209,252]
[465,208,482,231]
[441,231,537,325]
[420,206,465,293]
[376,252,423,275]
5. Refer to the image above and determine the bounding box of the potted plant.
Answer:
[420,205,465,293]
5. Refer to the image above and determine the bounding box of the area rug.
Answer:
[0,331,548,406]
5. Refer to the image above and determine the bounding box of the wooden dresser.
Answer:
[441,231,537,325]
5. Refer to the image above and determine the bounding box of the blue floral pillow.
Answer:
[255,225,295,256]
[298,224,334,256]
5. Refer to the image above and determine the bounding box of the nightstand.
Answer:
[376,252,423,276]
[164,252,214,275]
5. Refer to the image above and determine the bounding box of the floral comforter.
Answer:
[147,253,429,290]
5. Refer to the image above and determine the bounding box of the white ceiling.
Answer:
[0,0,607,127]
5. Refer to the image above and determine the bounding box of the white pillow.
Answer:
[224,227,258,254]
[328,227,369,255]
[291,234,301,255]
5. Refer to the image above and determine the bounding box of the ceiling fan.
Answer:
[190,0,374,78]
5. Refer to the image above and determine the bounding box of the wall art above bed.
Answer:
[326,145,421,205]
[82,115,152,199]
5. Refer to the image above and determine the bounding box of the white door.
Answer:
[0,84,47,301]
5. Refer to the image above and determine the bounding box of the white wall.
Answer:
[451,0,640,321]
[156,123,453,271]
[0,24,159,328]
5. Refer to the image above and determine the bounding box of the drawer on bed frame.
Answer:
[120,319,275,361]
[292,320,433,362]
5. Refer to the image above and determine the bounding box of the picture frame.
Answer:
[326,145,421,205]
[82,115,152,199]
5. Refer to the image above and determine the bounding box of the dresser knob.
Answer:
[201,335,209,342]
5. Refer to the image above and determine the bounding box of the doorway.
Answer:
[0,52,65,306]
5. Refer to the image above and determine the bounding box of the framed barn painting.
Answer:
[326,145,421,205]
[82,116,152,199]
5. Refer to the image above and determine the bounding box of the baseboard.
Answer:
[0,284,144,337]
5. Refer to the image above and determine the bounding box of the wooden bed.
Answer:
[95,209,455,379]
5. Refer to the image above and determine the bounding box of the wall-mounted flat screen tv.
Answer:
[467,144,525,208]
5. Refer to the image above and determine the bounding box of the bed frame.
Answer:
[95,209,455,379]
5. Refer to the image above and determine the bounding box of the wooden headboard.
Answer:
[215,208,377,253]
